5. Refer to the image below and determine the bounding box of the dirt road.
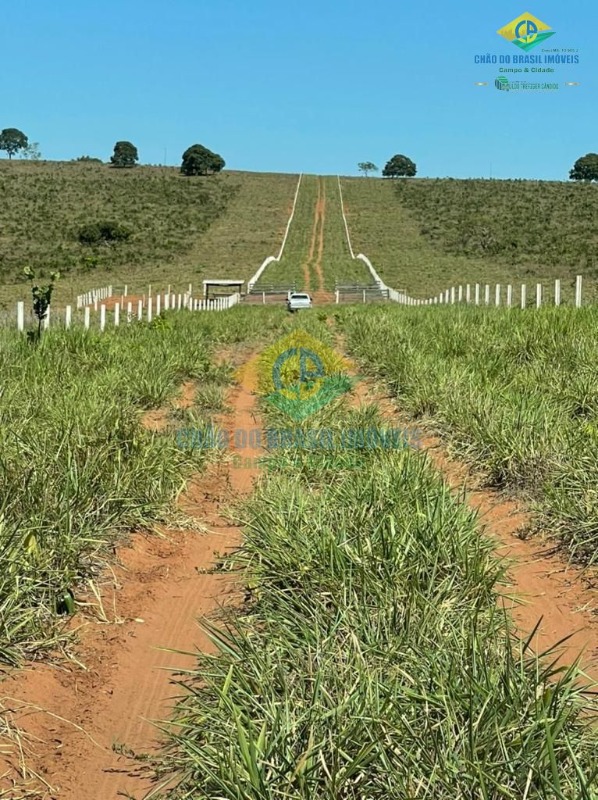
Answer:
[1,356,262,799]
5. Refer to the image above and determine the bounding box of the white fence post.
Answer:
[17,301,25,332]
[114,303,120,327]
[458,285,463,303]
[137,300,143,321]
[475,284,480,305]
[127,301,133,323]
[148,297,153,322]
[100,304,106,331]
[363,289,366,304]
[536,284,542,309]
[335,290,340,304]
[484,285,490,305]
[466,284,471,303]
[554,279,561,307]
[495,284,501,306]
[178,293,182,310]
[84,306,90,329]
[156,295,161,315]
[65,305,72,328]
[507,285,513,308]
[44,307,50,330]
[450,287,455,304]
[575,275,582,308]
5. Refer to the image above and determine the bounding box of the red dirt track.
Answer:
[1,357,262,799]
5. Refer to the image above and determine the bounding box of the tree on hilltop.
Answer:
[181,144,225,176]
[569,153,598,182]
[0,128,29,159]
[358,162,378,177]
[382,154,417,178]
[110,141,139,168]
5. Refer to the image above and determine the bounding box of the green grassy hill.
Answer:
[341,177,598,302]
[0,161,298,307]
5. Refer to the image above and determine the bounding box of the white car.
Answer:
[287,292,312,312]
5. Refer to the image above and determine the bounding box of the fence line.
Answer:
[247,174,303,291]
[15,292,241,333]
[337,177,590,311]
[420,276,583,309]
[337,176,417,304]
[76,285,113,309]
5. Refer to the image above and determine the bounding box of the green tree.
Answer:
[23,266,59,344]
[181,144,225,176]
[110,141,139,168]
[382,154,417,178]
[569,153,598,182]
[0,128,28,159]
[358,161,378,177]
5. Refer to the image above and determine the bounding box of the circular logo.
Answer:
[272,347,326,402]
[515,18,538,44]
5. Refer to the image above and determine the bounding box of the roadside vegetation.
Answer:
[341,304,598,564]
[152,313,598,797]
[0,307,285,664]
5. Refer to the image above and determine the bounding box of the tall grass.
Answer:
[151,359,598,799]
[340,304,598,563]
[0,307,285,664]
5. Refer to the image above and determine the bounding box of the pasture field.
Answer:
[156,322,598,798]
[257,175,372,291]
[0,161,298,308]
[0,308,286,664]
[341,304,598,563]
[340,176,598,300]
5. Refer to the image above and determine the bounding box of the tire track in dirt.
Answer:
[342,357,598,684]
[302,178,321,292]
[0,355,264,799]
[313,180,326,295]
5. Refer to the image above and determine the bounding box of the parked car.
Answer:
[287,292,312,312]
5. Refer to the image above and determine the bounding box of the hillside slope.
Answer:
[0,162,298,307]
[257,175,371,292]
[341,177,598,302]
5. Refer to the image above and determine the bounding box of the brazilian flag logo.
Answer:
[256,330,353,421]
[497,12,555,52]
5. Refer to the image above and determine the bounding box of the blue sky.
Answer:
[0,0,592,179]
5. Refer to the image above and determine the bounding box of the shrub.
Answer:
[78,220,132,245]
